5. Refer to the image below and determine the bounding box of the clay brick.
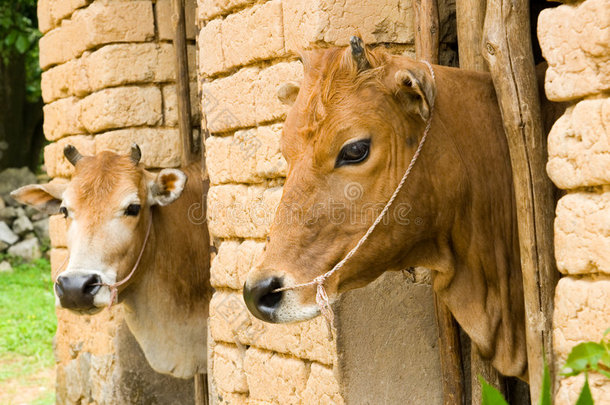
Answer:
[79,86,162,133]
[206,124,286,185]
[202,62,303,133]
[243,347,309,404]
[95,127,182,168]
[207,184,283,238]
[156,0,198,40]
[198,18,225,76]
[39,1,155,69]
[253,62,303,124]
[49,214,68,248]
[538,0,610,101]
[547,98,610,189]
[38,0,90,34]
[210,239,265,289]
[44,135,96,178]
[553,277,610,403]
[209,291,335,365]
[222,1,284,69]
[555,373,610,405]
[197,0,254,22]
[161,82,201,126]
[283,0,414,53]
[554,189,610,276]
[303,363,343,405]
[43,97,85,141]
[41,59,84,103]
[212,343,249,393]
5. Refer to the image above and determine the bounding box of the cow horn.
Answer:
[130,144,141,164]
[63,145,83,166]
[350,36,370,71]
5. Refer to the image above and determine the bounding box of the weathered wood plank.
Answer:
[194,373,209,405]
[456,0,488,72]
[414,0,440,63]
[482,0,558,400]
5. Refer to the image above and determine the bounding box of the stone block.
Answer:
[207,184,283,238]
[39,1,155,69]
[554,189,610,276]
[50,247,68,280]
[202,62,303,133]
[79,86,162,133]
[209,291,336,365]
[302,363,343,405]
[547,98,610,189]
[555,373,610,405]
[49,214,68,248]
[538,0,610,101]
[95,127,182,168]
[197,18,225,76]
[38,0,90,34]
[212,343,248,394]
[43,97,85,141]
[161,82,201,126]
[156,0,198,40]
[197,0,254,22]
[206,124,286,185]
[210,239,265,289]
[44,135,96,178]
[283,0,414,53]
[243,347,309,404]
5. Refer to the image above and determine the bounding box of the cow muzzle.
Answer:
[55,274,101,310]
[243,277,283,322]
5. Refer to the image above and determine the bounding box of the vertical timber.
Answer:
[482,0,558,401]
[414,1,465,404]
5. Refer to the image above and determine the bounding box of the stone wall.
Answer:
[538,0,610,403]
[197,1,456,403]
[37,0,199,403]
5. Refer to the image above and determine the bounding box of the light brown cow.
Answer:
[12,146,211,378]
[243,38,528,379]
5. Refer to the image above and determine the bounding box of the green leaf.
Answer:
[4,30,17,46]
[15,34,29,54]
[575,374,594,405]
[604,327,610,338]
[563,342,606,376]
[539,361,552,405]
[478,376,509,405]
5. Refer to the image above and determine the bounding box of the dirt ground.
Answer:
[0,357,55,405]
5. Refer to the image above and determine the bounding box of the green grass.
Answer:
[0,256,56,404]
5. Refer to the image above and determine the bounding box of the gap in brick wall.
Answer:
[198,0,271,26]
[201,54,302,81]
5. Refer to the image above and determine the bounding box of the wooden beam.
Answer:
[456,0,488,72]
[194,373,209,405]
[456,1,506,402]
[414,0,440,63]
[171,0,197,166]
[414,2,464,404]
[482,1,558,400]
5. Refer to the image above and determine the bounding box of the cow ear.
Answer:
[277,82,299,106]
[10,183,66,214]
[394,66,436,121]
[149,169,187,206]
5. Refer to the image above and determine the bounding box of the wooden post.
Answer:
[456,1,506,403]
[171,0,197,166]
[482,1,558,401]
[414,2,464,404]
[194,373,209,405]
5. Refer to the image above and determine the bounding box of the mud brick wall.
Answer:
[538,0,610,403]
[38,0,199,403]
[197,1,457,403]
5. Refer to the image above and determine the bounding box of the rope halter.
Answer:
[273,60,436,333]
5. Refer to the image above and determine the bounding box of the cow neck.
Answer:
[274,60,437,333]
[96,208,153,308]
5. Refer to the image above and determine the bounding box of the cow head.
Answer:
[243,38,441,323]
[12,146,187,314]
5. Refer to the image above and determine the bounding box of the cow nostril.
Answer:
[55,276,66,298]
[83,274,101,296]
[243,277,283,322]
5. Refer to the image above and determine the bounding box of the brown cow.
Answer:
[243,38,528,379]
[12,146,211,378]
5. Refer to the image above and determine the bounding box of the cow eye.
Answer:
[336,139,371,168]
[59,206,68,218]
[125,204,141,216]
